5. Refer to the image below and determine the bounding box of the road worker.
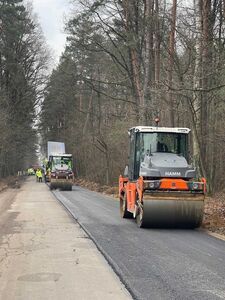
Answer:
[36,168,43,183]
[68,160,72,170]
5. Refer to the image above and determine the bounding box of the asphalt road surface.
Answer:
[53,186,225,300]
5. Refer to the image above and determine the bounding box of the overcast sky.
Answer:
[32,0,72,63]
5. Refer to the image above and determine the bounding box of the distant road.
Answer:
[53,186,225,300]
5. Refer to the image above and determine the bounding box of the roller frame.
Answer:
[119,176,205,228]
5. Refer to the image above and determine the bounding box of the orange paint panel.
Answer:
[201,177,207,193]
[119,175,128,198]
[160,178,189,190]
[137,177,144,201]
[126,182,137,212]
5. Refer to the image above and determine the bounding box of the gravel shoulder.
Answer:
[0,177,131,300]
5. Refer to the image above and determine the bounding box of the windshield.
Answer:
[139,132,188,159]
[52,156,72,170]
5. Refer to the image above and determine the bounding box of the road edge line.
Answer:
[206,230,225,241]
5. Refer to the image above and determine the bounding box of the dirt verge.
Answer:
[203,194,225,235]
[74,178,118,197]
[0,175,25,193]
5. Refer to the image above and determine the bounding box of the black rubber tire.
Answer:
[120,192,133,219]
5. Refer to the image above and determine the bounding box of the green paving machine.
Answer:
[47,142,74,191]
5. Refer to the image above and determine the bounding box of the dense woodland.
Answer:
[0,0,48,177]
[2,0,225,193]
[40,0,225,193]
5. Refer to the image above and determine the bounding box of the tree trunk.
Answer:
[83,89,94,135]
[167,0,177,127]
[154,0,161,85]
[123,0,145,124]
[143,0,153,124]
[192,0,203,174]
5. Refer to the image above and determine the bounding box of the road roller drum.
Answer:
[136,196,204,228]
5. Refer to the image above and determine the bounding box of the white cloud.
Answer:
[32,0,71,63]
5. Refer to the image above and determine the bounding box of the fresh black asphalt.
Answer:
[53,186,225,300]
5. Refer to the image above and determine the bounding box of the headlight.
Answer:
[192,183,199,190]
[144,181,160,190]
[189,182,203,191]
[149,182,155,189]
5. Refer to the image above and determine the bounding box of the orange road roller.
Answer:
[119,126,206,228]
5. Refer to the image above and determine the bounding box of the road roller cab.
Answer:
[119,126,206,228]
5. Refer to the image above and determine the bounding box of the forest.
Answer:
[0,0,49,177]
[1,0,225,193]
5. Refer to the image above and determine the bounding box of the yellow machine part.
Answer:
[136,193,204,228]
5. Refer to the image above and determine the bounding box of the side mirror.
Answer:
[124,165,129,177]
